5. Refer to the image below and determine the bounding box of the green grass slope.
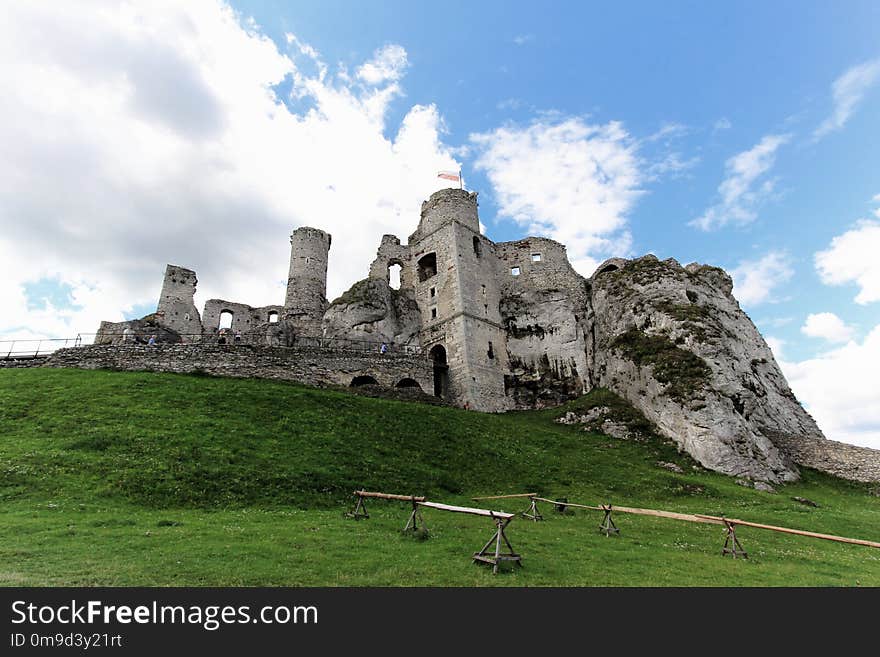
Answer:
[2,368,879,586]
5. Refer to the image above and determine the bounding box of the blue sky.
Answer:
[1,1,878,446]
[228,0,880,361]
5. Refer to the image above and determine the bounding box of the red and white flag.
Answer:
[437,170,461,183]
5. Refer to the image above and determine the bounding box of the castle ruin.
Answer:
[83,187,880,485]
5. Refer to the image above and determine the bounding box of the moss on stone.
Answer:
[610,329,711,401]
[654,301,712,323]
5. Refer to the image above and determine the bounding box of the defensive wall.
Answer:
[43,344,433,392]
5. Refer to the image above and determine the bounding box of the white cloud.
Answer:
[469,117,643,276]
[713,117,732,132]
[0,1,460,340]
[801,312,855,343]
[356,44,408,85]
[646,152,700,179]
[691,133,791,230]
[778,324,880,448]
[512,34,534,46]
[496,98,523,111]
[813,58,880,141]
[730,251,794,306]
[646,122,688,143]
[815,219,880,304]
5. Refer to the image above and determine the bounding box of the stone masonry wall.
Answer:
[44,344,433,392]
[772,434,880,484]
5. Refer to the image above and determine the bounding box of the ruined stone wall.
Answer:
[44,344,433,392]
[368,234,412,288]
[156,265,203,340]
[772,434,880,483]
[495,237,591,408]
[202,299,283,336]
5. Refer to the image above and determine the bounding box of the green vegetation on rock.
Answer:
[611,329,712,401]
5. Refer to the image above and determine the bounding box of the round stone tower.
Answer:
[284,227,331,334]
[410,188,479,242]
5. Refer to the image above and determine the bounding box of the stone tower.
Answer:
[409,189,510,411]
[156,265,203,341]
[284,226,331,335]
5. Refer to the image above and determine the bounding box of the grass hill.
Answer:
[1,368,879,586]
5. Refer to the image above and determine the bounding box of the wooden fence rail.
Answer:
[494,493,880,556]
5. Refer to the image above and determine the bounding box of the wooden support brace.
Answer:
[521,496,543,522]
[345,493,369,520]
[599,504,620,537]
[403,498,428,534]
[472,513,523,574]
[721,520,747,559]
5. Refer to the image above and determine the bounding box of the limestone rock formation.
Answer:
[323,278,421,346]
[587,255,822,483]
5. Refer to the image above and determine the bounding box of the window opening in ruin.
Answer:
[488,342,495,359]
[598,264,619,275]
[511,267,520,276]
[481,284,486,295]
[430,287,436,298]
[219,310,233,330]
[473,236,482,257]
[268,311,279,323]
[431,307,437,319]
[484,304,488,315]
[531,253,542,262]
[350,375,379,387]
[429,345,449,398]
[417,253,438,282]
[389,263,402,290]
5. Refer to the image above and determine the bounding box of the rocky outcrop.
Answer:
[589,255,820,483]
[498,253,826,484]
[95,315,183,345]
[501,288,589,409]
[323,278,421,346]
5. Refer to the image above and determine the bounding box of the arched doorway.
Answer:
[429,344,448,398]
[395,378,422,389]
[350,375,379,387]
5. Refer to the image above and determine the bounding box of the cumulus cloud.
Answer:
[0,1,460,341]
[815,219,880,304]
[470,117,643,275]
[813,58,880,141]
[691,134,790,230]
[801,312,855,343]
[356,44,408,85]
[778,324,880,448]
[730,251,794,306]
